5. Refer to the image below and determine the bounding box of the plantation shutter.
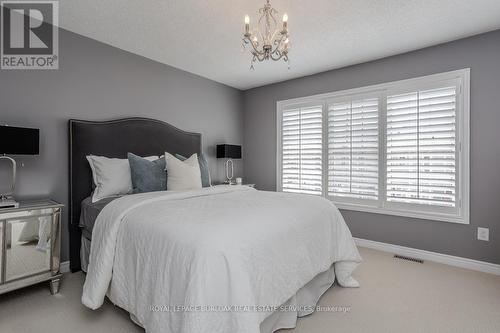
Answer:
[386,86,457,207]
[327,97,379,200]
[281,105,323,195]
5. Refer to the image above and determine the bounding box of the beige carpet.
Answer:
[1,247,500,333]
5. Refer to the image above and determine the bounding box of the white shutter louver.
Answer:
[328,97,379,200]
[281,105,323,195]
[386,86,457,207]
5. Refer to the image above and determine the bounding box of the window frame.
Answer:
[276,69,470,224]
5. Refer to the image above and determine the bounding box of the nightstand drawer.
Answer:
[3,217,52,282]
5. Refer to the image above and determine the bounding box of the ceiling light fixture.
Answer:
[242,0,290,70]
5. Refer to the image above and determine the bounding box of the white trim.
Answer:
[60,261,70,274]
[276,69,470,224]
[335,201,467,224]
[354,238,500,276]
[277,69,469,105]
[460,69,471,225]
[276,101,281,192]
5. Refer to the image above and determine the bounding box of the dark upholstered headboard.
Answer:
[68,118,202,272]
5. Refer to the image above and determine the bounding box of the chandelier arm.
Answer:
[257,12,266,43]
[270,33,287,55]
[268,9,278,42]
[270,50,284,61]
[273,31,287,45]
[255,53,267,62]
[243,36,266,56]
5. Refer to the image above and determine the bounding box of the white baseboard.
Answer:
[354,237,500,276]
[59,240,500,277]
[60,261,70,274]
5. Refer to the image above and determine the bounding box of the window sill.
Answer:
[331,201,469,225]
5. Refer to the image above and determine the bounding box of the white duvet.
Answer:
[82,186,361,333]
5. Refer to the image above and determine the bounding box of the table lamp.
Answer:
[216,144,241,185]
[0,125,40,209]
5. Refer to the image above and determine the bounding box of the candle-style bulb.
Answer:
[282,13,288,31]
[244,15,250,34]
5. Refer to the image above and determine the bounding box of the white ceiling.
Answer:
[59,0,500,90]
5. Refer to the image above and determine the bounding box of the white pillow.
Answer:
[87,155,158,203]
[164,152,202,191]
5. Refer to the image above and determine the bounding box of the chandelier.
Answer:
[242,0,290,70]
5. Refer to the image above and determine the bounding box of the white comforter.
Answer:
[82,186,361,333]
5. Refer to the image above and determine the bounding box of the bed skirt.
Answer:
[80,236,91,273]
[259,265,335,332]
[81,235,336,333]
[130,265,336,333]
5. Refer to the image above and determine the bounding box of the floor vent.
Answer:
[393,254,424,264]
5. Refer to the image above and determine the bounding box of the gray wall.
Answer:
[0,29,243,262]
[243,30,500,264]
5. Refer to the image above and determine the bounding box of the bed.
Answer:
[69,117,362,333]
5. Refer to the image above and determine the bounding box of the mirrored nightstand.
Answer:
[0,200,63,295]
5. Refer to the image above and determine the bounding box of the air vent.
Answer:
[393,254,424,264]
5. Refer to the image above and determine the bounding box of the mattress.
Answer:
[79,196,117,240]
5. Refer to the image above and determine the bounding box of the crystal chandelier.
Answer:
[242,0,290,70]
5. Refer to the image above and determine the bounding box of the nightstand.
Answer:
[0,200,63,295]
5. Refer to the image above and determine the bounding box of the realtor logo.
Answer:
[1,1,58,69]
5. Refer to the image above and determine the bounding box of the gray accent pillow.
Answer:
[128,153,167,193]
[176,153,211,187]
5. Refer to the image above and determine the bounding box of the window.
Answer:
[328,96,379,201]
[280,104,323,195]
[386,86,457,208]
[277,69,470,224]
